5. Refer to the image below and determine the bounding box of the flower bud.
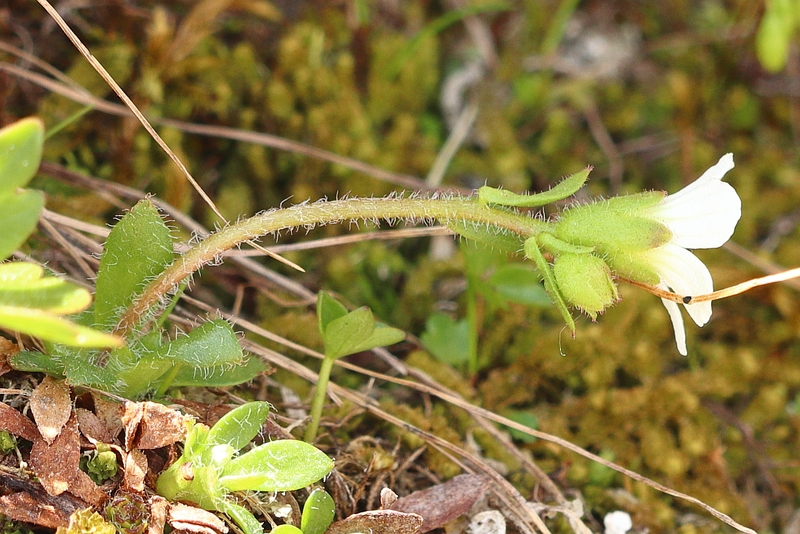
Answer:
[553,253,619,319]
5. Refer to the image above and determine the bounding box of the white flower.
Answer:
[645,153,741,355]
[603,511,633,534]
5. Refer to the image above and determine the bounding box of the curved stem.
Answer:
[114,196,549,337]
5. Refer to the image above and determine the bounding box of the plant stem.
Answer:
[115,196,550,337]
[305,356,335,442]
[465,274,479,375]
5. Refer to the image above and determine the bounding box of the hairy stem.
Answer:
[114,196,549,337]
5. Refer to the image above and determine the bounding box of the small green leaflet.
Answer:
[478,167,591,208]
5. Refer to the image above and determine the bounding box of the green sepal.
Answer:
[537,233,595,256]
[555,193,671,252]
[524,238,575,334]
[478,168,591,208]
[552,253,619,319]
[447,220,526,254]
[603,252,661,286]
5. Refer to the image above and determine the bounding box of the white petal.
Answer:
[646,244,713,326]
[652,154,741,249]
[660,297,687,356]
[667,153,734,200]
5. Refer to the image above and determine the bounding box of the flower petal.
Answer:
[646,244,713,326]
[660,296,687,356]
[652,154,741,249]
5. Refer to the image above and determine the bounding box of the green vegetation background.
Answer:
[4,1,800,532]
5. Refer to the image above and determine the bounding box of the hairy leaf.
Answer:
[94,199,174,328]
[206,401,270,452]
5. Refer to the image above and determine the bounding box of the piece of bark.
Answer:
[29,411,107,506]
[76,407,115,444]
[0,472,87,528]
[92,393,124,439]
[149,495,169,534]
[0,337,17,377]
[0,401,40,441]
[391,474,490,533]
[325,510,423,534]
[122,449,148,492]
[168,503,229,534]
[122,401,187,450]
[30,376,72,445]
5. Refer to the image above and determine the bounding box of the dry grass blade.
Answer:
[0,54,436,192]
[621,265,800,305]
[31,3,303,274]
[34,0,220,222]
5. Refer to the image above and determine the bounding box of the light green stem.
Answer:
[465,276,479,375]
[115,196,550,337]
[305,356,335,442]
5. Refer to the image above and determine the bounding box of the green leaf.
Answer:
[183,421,211,460]
[219,439,333,492]
[271,526,303,534]
[0,262,91,313]
[207,402,270,452]
[322,307,404,360]
[0,189,45,260]
[59,347,119,386]
[0,117,44,194]
[317,290,349,334]
[0,118,45,260]
[94,199,174,328]
[218,502,265,534]
[478,168,591,208]
[420,313,470,367]
[755,0,796,73]
[152,319,244,367]
[348,324,405,355]
[0,307,122,348]
[301,488,336,534]
[323,307,375,359]
[503,409,539,444]
[171,355,266,387]
[10,349,66,375]
[488,264,551,307]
